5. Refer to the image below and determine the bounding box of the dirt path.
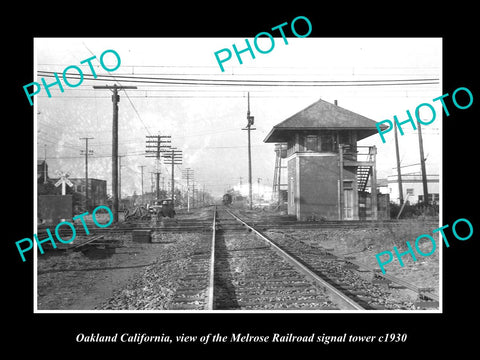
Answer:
[37,212,211,311]
[37,241,166,310]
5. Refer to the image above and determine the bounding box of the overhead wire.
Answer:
[37,70,439,87]
[35,67,440,104]
[79,42,153,136]
[36,61,441,195]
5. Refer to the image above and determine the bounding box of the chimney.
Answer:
[334,100,338,106]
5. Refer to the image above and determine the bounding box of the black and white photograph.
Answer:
[6,9,478,354]
[31,37,444,313]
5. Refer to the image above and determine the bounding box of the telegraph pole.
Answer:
[93,84,137,223]
[192,182,196,208]
[146,133,171,201]
[80,137,94,210]
[163,148,182,206]
[118,155,124,205]
[138,165,145,204]
[242,92,256,210]
[257,177,262,199]
[417,120,429,206]
[182,168,194,212]
[43,144,48,184]
[394,121,404,205]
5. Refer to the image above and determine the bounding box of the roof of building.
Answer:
[387,174,440,183]
[264,98,387,143]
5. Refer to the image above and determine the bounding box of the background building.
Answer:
[387,164,439,205]
[69,178,107,210]
[36,160,108,214]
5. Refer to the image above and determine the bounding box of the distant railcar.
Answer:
[222,193,232,205]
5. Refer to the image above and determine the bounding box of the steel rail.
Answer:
[206,206,217,310]
[223,208,365,311]
[280,232,440,304]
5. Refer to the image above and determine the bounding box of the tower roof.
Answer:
[264,98,386,143]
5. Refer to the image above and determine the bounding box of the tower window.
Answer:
[305,135,318,152]
[320,133,334,152]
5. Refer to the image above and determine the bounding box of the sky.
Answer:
[34,37,442,199]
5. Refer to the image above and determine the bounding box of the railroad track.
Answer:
[271,231,439,306]
[229,210,439,310]
[38,206,438,310]
[214,207,365,310]
[170,206,366,310]
[37,209,438,236]
[169,206,438,310]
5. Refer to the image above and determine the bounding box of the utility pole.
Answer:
[146,133,171,201]
[118,155,124,206]
[93,84,137,223]
[394,121,404,205]
[182,168,194,212]
[138,165,145,205]
[43,144,48,184]
[257,177,262,200]
[242,92,256,210]
[192,182,196,208]
[80,137,94,211]
[417,120,429,206]
[162,148,182,206]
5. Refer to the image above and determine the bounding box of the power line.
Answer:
[36,85,441,93]
[36,94,439,100]
[37,136,85,150]
[119,87,152,135]
[37,63,441,71]
[42,150,148,160]
[78,42,153,136]
[37,71,439,87]
[38,71,441,78]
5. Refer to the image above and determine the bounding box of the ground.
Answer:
[37,209,212,311]
[36,209,440,310]
[266,222,440,298]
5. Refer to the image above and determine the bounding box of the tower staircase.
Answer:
[357,166,371,192]
[356,149,375,192]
